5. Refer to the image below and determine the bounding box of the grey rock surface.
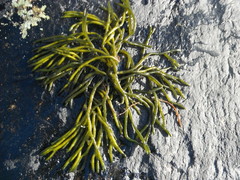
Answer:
[124,0,240,180]
[0,0,239,179]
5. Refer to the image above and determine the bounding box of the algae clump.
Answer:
[29,0,189,172]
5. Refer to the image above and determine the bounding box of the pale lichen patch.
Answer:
[3,0,50,38]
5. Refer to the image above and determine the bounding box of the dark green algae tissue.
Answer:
[28,0,189,173]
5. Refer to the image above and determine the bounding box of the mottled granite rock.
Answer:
[0,0,239,179]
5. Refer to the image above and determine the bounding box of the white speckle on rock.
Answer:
[58,107,68,125]
[66,172,75,180]
[28,150,40,171]
[4,159,19,170]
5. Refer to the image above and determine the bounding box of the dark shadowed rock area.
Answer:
[0,0,239,179]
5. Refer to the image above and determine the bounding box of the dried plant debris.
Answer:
[2,0,49,38]
[29,0,189,173]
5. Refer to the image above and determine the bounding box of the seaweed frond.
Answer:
[29,0,189,173]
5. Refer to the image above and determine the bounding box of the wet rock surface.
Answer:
[1,0,239,179]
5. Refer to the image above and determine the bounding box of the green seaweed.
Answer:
[29,0,189,173]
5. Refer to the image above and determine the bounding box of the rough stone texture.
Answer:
[1,0,240,179]
[125,1,240,180]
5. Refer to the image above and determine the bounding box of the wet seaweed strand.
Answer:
[29,0,189,173]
